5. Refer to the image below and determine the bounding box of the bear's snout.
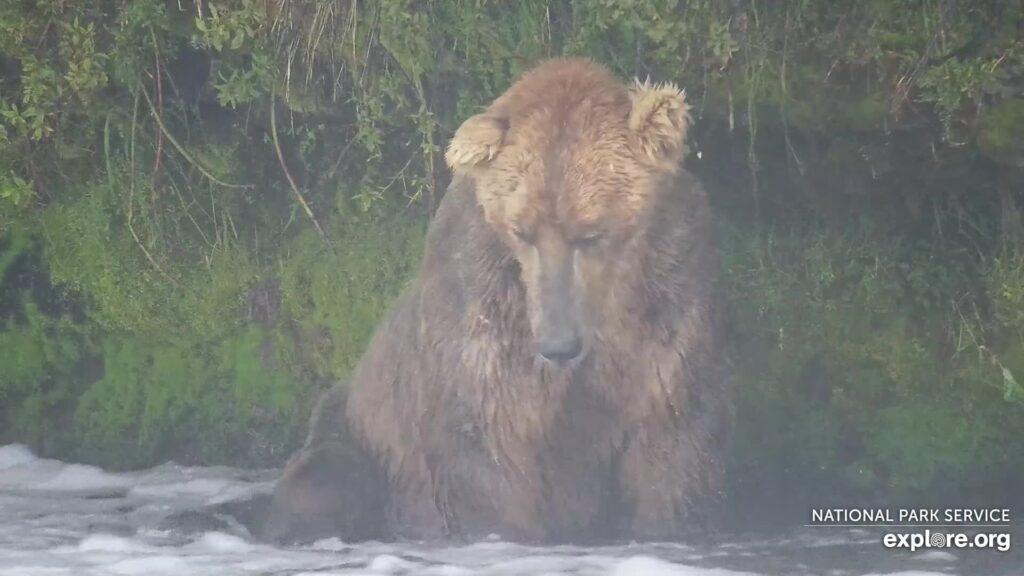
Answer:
[535,331,583,365]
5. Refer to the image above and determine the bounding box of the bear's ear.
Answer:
[628,79,691,170]
[445,113,509,173]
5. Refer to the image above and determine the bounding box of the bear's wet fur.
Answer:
[261,58,734,544]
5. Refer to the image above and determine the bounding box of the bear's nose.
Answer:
[537,336,583,365]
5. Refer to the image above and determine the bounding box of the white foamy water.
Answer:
[0,444,1015,575]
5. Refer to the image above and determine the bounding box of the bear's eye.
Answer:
[510,226,534,244]
[571,232,605,249]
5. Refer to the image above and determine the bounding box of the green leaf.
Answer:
[1003,366,1021,402]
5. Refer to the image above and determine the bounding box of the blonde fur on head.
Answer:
[628,79,691,170]
[445,113,508,172]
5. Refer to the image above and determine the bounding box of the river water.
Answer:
[0,444,1017,576]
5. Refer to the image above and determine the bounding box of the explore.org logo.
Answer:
[881,529,1011,553]
[807,508,1012,553]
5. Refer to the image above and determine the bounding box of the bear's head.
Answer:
[445,59,691,367]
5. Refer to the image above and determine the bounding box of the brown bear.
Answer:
[260,58,734,545]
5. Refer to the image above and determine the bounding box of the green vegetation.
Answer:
[722,219,1024,515]
[1,1,1022,518]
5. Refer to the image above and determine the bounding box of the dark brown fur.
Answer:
[261,58,734,544]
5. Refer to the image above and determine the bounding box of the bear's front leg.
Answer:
[617,426,715,540]
[617,398,733,542]
[426,408,551,542]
